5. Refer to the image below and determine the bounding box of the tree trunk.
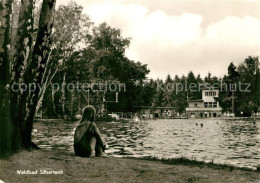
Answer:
[22,0,56,148]
[0,0,13,157]
[51,81,58,116]
[71,91,74,116]
[9,0,34,151]
[61,70,66,118]
[35,65,58,114]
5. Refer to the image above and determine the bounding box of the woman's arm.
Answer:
[92,123,104,147]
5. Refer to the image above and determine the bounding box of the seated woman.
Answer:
[74,106,107,157]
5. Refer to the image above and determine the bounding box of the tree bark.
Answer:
[61,70,66,118]
[35,66,51,114]
[9,0,35,151]
[22,0,56,148]
[51,81,58,116]
[0,0,13,157]
[35,65,58,114]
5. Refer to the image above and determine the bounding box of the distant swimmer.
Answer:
[133,113,141,122]
[251,118,256,125]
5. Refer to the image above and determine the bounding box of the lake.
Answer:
[32,118,260,170]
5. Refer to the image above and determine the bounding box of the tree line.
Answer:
[141,56,259,117]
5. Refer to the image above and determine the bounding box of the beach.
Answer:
[0,149,259,183]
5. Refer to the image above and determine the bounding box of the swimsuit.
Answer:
[74,122,94,157]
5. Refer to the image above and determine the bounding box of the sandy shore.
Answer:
[0,149,259,183]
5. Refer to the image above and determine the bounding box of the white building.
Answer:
[186,88,222,118]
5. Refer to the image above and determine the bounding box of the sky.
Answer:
[57,0,260,80]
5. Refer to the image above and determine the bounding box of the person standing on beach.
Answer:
[74,106,107,157]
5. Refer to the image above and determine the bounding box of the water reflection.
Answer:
[32,119,260,169]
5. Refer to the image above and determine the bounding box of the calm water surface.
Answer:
[32,119,260,169]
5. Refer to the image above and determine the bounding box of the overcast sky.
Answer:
[57,0,260,80]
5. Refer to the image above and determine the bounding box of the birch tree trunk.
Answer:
[35,67,51,114]
[10,0,34,150]
[51,81,57,115]
[35,65,58,114]
[0,0,13,156]
[61,70,66,118]
[22,0,56,148]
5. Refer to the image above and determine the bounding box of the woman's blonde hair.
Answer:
[80,106,96,123]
